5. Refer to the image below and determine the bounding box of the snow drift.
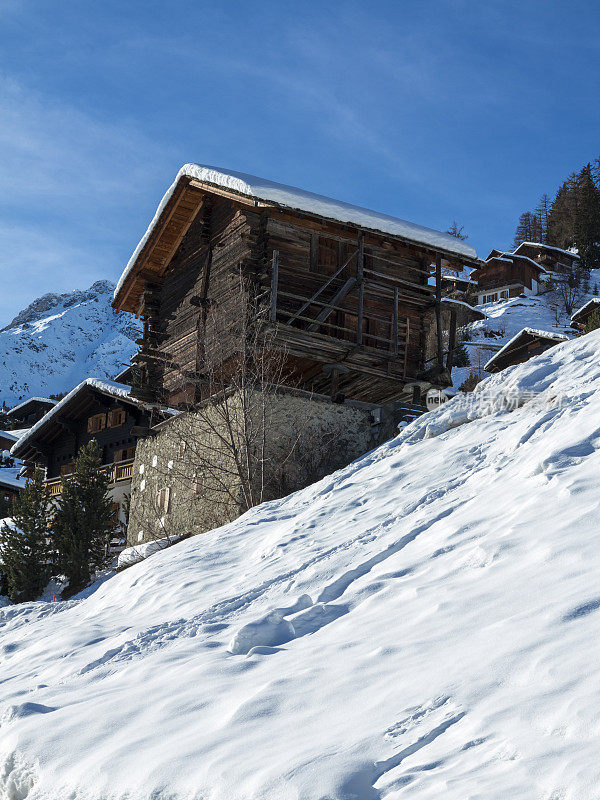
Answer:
[3,331,600,799]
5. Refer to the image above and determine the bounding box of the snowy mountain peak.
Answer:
[0,280,139,406]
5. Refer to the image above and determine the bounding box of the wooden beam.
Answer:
[357,232,364,345]
[435,253,443,368]
[270,250,279,323]
[393,287,399,356]
[307,277,357,332]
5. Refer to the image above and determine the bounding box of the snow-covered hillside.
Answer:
[452,268,600,389]
[2,331,600,799]
[0,281,139,406]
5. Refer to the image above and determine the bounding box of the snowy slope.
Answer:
[0,281,139,407]
[3,331,600,799]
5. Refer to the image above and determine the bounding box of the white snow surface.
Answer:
[0,281,139,407]
[3,331,600,798]
[115,164,478,299]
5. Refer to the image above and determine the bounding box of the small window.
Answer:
[87,413,106,434]
[192,473,201,494]
[114,446,135,462]
[178,440,187,458]
[500,290,509,299]
[60,462,74,476]
[156,487,171,513]
[108,409,126,428]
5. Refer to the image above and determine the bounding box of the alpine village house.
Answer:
[109,164,480,545]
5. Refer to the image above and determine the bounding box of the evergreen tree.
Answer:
[53,440,114,595]
[574,164,600,270]
[594,283,598,296]
[534,193,552,244]
[513,211,542,249]
[547,174,579,248]
[0,468,52,603]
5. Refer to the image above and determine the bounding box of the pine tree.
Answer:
[0,468,52,603]
[574,164,600,270]
[583,309,600,335]
[53,440,114,595]
[513,211,542,249]
[593,283,598,296]
[534,194,552,244]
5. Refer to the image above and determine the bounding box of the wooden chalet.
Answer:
[112,165,480,406]
[8,397,57,427]
[0,429,19,453]
[0,473,24,505]
[571,298,600,332]
[11,379,172,531]
[473,252,548,305]
[484,328,568,373]
[513,242,580,272]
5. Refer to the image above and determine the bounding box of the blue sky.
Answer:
[0,0,599,324]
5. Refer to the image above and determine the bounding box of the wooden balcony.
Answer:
[45,458,135,497]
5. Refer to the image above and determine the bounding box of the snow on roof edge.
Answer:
[570,297,600,323]
[484,327,570,371]
[515,242,580,260]
[10,379,137,456]
[484,252,549,274]
[7,397,58,415]
[114,164,478,301]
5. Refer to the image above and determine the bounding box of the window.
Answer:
[500,290,509,299]
[60,462,74,476]
[178,440,187,458]
[156,487,171,513]
[114,446,136,463]
[108,408,126,428]
[87,413,106,434]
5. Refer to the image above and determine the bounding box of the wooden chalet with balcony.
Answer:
[10,379,172,535]
[112,165,480,407]
[570,298,600,333]
[473,251,548,305]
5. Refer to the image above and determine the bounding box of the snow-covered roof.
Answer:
[514,242,580,260]
[485,252,549,275]
[0,468,25,490]
[10,379,146,456]
[115,164,479,300]
[0,430,18,443]
[7,397,57,415]
[570,297,600,324]
[484,327,569,372]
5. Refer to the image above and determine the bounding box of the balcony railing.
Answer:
[45,458,135,497]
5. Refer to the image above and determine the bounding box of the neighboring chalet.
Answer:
[112,165,480,406]
[473,251,548,305]
[0,472,24,506]
[0,429,20,453]
[11,379,173,533]
[513,242,580,272]
[7,397,57,427]
[484,328,569,373]
[571,298,600,333]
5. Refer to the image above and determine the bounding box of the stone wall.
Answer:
[127,390,377,546]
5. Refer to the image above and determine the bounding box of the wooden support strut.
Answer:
[357,232,364,345]
[435,253,443,368]
[270,250,279,323]
[446,307,458,371]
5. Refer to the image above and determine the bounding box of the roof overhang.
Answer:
[484,328,569,372]
[113,165,481,315]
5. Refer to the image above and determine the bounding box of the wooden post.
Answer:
[446,307,457,371]
[435,253,443,368]
[270,250,279,323]
[357,233,364,345]
[393,287,399,356]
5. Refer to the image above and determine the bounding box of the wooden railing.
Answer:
[45,458,135,497]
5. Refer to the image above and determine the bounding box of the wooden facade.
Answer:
[8,397,57,427]
[113,171,480,406]
[473,252,547,304]
[513,242,580,271]
[571,298,600,332]
[484,329,568,373]
[11,382,168,505]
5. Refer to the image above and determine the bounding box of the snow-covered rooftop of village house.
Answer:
[7,396,57,415]
[485,251,549,274]
[0,467,26,490]
[571,297,600,323]
[514,241,580,259]
[440,297,487,318]
[114,164,479,300]
[484,327,569,372]
[10,379,140,456]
